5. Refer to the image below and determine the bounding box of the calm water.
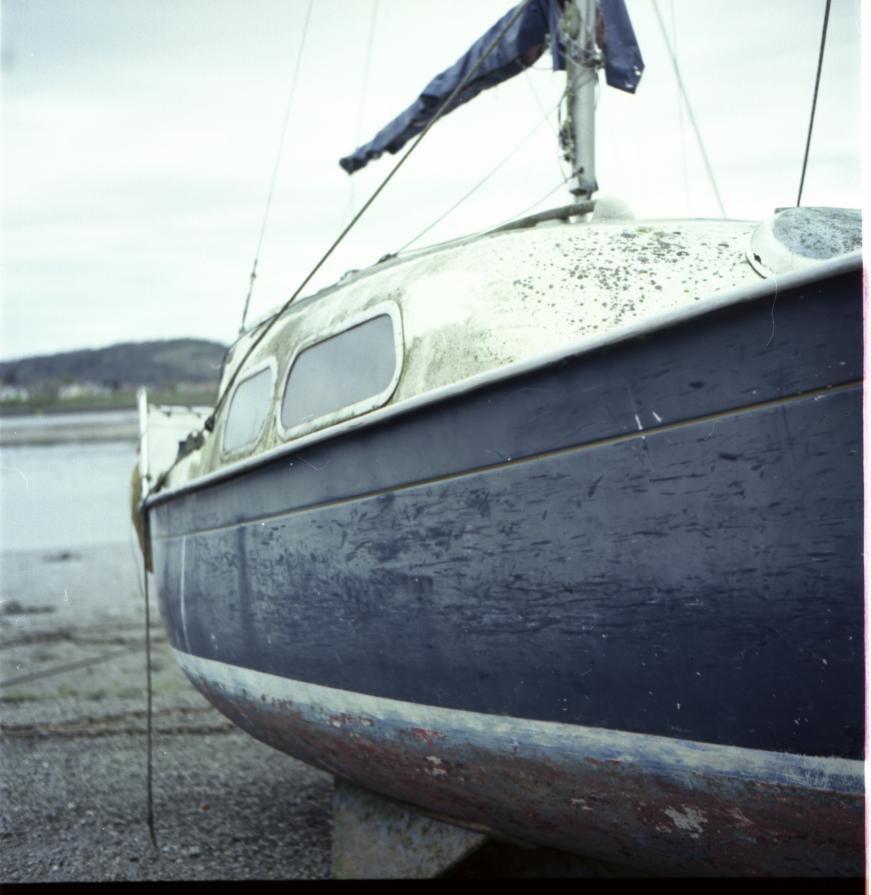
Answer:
[0,409,139,433]
[0,417,143,618]
[0,440,138,552]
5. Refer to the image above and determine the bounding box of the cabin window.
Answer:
[280,313,397,432]
[222,364,274,454]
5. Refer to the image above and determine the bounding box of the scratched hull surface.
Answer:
[150,269,863,874]
[177,651,863,877]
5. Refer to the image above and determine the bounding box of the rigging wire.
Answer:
[523,70,572,185]
[796,0,832,207]
[490,172,575,230]
[524,71,560,139]
[651,0,727,218]
[670,0,690,216]
[394,171,574,263]
[396,96,562,254]
[138,0,545,843]
[356,0,380,142]
[184,0,538,452]
[239,0,315,333]
[345,0,380,227]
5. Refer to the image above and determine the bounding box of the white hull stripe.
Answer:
[175,649,862,796]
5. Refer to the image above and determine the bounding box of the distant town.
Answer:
[0,378,217,408]
[0,339,227,413]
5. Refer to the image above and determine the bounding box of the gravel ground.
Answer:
[0,544,626,881]
[0,597,334,882]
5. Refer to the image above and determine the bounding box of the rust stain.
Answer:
[190,677,863,877]
[410,727,446,747]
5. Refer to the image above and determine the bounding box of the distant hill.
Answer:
[0,339,228,388]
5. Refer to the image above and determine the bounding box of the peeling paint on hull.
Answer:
[147,265,864,876]
[177,651,863,877]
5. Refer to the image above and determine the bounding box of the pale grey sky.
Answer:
[1,0,863,359]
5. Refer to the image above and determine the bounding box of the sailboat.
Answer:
[135,0,863,876]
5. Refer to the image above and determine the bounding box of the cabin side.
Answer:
[161,216,773,491]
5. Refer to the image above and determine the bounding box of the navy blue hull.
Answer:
[150,269,863,763]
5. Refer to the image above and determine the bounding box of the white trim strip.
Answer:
[147,251,862,508]
[176,650,863,796]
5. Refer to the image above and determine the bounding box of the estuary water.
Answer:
[0,413,143,623]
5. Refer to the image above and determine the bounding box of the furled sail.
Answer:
[339,0,643,175]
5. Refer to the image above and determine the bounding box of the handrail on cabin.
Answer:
[489,201,597,235]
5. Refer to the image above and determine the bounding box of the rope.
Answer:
[186,0,537,453]
[796,0,832,207]
[239,0,315,333]
[651,0,727,218]
[396,96,562,254]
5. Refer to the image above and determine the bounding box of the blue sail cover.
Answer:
[339,0,643,175]
[599,0,645,92]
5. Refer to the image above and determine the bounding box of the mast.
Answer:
[561,0,603,200]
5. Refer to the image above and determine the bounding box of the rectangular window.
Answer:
[222,365,274,453]
[280,314,397,432]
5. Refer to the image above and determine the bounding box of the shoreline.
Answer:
[0,406,144,447]
[0,428,139,447]
[0,403,137,418]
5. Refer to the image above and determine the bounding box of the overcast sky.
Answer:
[1,0,863,360]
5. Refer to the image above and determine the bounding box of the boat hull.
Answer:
[149,267,864,875]
[177,650,862,876]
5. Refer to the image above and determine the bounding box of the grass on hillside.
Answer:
[0,387,218,416]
